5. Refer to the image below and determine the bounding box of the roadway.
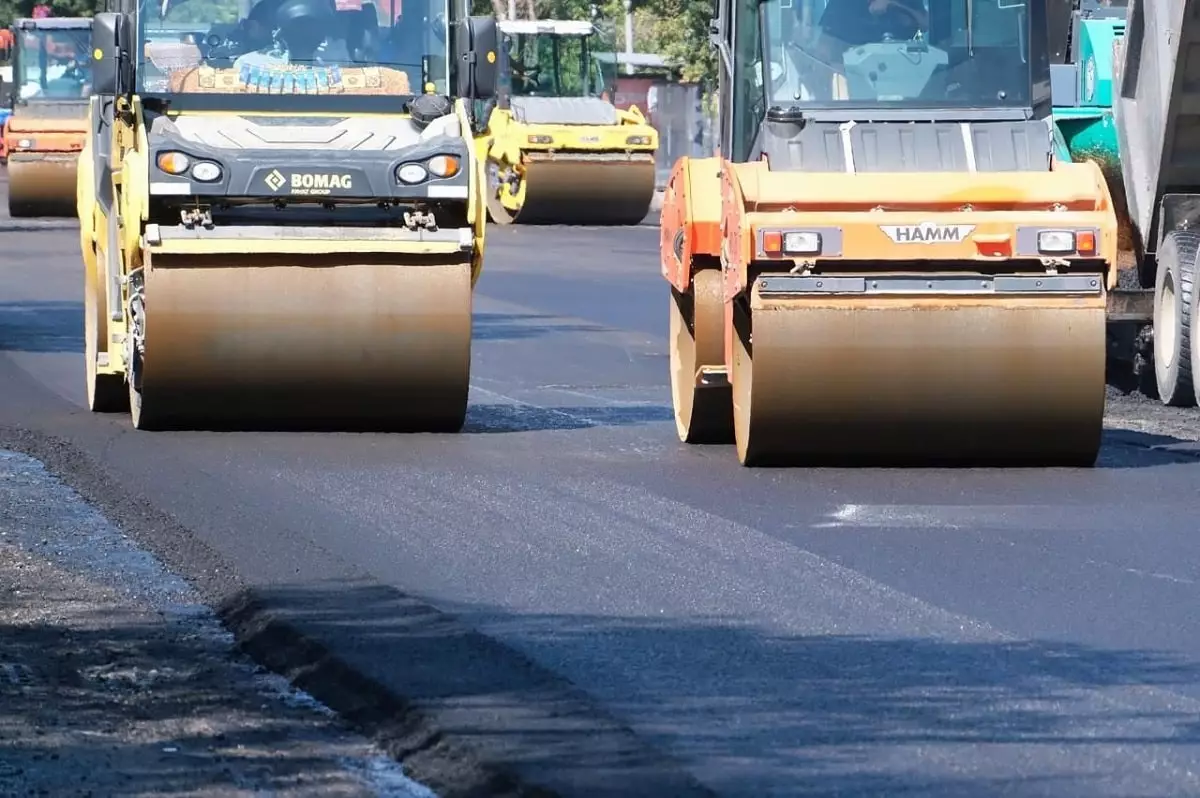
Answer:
[4,177,1200,796]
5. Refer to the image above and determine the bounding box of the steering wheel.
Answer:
[197,30,243,64]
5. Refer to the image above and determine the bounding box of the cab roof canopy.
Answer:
[13,17,93,30]
[496,19,595,37]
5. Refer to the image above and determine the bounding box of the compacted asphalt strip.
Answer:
[5,178,1200,796]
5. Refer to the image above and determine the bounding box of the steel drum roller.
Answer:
[490,152,655,225]
[131,253,473,431]
[732,273,1108,466]
[7,155,79,217]
[669,268,734,443]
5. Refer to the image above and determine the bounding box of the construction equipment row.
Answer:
[56,0,1200,467]
[1,10,656,223]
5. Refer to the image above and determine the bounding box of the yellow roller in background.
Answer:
[480,19,658,226]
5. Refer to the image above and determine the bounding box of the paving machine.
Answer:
[79,0,500,430]
[480,18,658,225]
[663,0,1121,466]
[1048,1,1125,179]
[1045,2,1153,389]
[1110,0,1200,407]
[5,17,91,217]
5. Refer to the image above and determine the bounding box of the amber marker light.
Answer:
[156,152,190,175]
[427,155,460,179]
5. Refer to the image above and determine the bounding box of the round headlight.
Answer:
[396,163,428,184]
[191,162,222,182]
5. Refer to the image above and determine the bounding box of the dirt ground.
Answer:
[0,450,435,798]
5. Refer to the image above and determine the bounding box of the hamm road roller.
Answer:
[5,17,91,217]
[480,18,658,225]
[663,0,1121,466]
[79,0,500,431]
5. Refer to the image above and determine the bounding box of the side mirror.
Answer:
[91,12,126,96]
[458,15,497,100]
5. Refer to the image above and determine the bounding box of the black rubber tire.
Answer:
[1153,230,1199,407]
[1192,254,1200,398]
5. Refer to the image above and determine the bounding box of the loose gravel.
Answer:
[0,449,438,798]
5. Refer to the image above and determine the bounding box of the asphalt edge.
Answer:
[0,426,548,798]
[0,422,716,798]
[218,589,534,798]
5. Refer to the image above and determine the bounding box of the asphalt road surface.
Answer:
[5,176,1200,797]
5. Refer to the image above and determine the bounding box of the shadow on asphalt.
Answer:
[0,601,389,795]
[0,301,82,353]
[473,312,610,341]
[221,580,1200,798]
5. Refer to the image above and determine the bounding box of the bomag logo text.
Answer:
[288,172,354,196]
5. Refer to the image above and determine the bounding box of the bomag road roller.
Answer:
[663,0,1122,466]
[78,0,501,431]
[5,17,91,217]
[479,18,658,225]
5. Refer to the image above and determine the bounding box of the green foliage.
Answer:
[642,0,713,83]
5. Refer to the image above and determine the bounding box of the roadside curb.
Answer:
[217,590,526,798]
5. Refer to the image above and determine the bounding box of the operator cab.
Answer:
[494,19,614,100]
[140,0,449,95]
[11,20,91,101]
[763,0,1039,109]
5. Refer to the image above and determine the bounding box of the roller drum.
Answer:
[133,253,472,431]
[492,153,655,225]
[669,269,733,443]
[732,274,1107,466]
[7,154,79,217]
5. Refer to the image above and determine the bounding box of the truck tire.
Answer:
[1153,230,1199,407]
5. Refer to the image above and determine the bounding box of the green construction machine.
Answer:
[1046,1,1157,394]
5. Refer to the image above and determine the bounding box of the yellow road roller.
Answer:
[79,0,500,431]
[480,18,658,225]
[4,17,91,218]
[664,0,1121,466]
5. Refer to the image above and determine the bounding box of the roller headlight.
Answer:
[782,231,821,255]
[527,134,552,144]
[16,138,33,149]
[156,151,190,175]
[626,135,652,146]
[396,163,429,184]
[190,161,222,182]
[1037,230,1076,254]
